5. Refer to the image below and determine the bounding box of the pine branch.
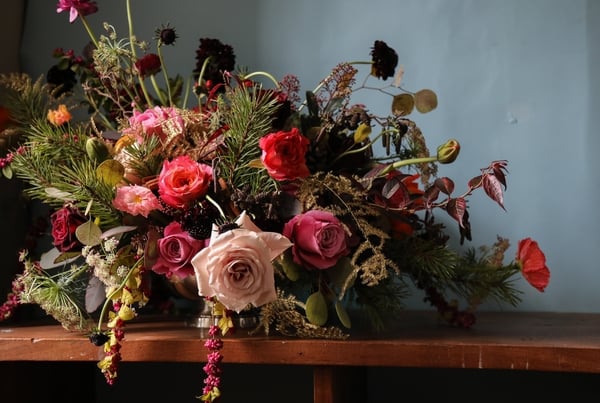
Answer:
[219,84,280,194]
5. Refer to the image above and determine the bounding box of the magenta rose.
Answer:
[50,205,87,252]
[259,127,310,181]
[158,155,213,209]
[283,210,351,270]
[152,221,206,280]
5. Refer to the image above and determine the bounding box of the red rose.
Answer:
[283,210,350,270]
[259,128,310,181]
[50,206,87,252]
[158,155,213,209]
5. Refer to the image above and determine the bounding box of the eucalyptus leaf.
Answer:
[306,291,328,326]
[75,220,103,246]
[2,165,12,179]
[45,187,74,201]
[391,93,415,116]
[335,300,352,329]
[96,159,125,186]
[101,225,138,240]
[414,89,438,113]
[39,247,80,269]
[278,251,301,281]
[85,276,106,313]
[54,251,82,264]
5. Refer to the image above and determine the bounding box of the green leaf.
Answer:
[75,220,103,246]
[327,256,355,291]
[1,165,13,179]
[306,291,328,326]
[335,300,351,329]
[278,250,302,281]
[96,159,125,186]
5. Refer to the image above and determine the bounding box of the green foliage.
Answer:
[219,84,280,194]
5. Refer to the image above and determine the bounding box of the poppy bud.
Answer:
[436,139,460,164]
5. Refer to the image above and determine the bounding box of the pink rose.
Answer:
[112,185,162,218]
[50,205,87,252]
[158,155,213,209]
[191,211,292,312]
[152,221,205,280]
[259,127,310,181]
[283,210,350,270]
[123,106,184,143]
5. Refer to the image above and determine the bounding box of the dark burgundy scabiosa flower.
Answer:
[193,38,236,93]
[134,53,162,78]
[56,0,99,23]
[155,24,178,46]
[46,65,77,96]
[370,40,398,80]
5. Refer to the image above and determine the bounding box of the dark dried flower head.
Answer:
[134,53,161,78]
[194,38,236,91]
[155,24,178,46]
[46,65,77,96]
[370,40,398,80]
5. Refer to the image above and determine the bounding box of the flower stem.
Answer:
[378,156,438,176]
[78,15,99,49]
[96,257,142,330]
[243,71,280,88]
[125,0,153,107]
[157,44,174,106]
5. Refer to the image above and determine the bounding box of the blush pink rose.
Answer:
[112,185,162,218]
[259,127,310,181]
[152,221,206,280]
[158,155,213,209]
[283,210,350,270]
[191,211,292,312]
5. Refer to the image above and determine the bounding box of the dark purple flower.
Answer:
[134,54,162,78]
[194,38,236,93]
[370,40,398,80]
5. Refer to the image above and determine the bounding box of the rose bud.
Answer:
[436,139,460,164]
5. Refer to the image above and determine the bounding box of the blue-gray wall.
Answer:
[21,0,600,313]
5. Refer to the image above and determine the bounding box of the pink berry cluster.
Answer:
[200,324,224,402]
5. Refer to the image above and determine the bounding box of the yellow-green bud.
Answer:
[86,137,110,163]
[436,139,460,164]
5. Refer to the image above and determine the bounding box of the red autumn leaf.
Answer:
[490,160,509,189]
[468,175,483,190]
[423,185,440,205]
[381,176,411,209]
[446,197,467,228]
[483,174,505,211]
[434,177,454,195]
[517,238,550,292]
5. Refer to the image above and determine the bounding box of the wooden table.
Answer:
[1,310,599,402]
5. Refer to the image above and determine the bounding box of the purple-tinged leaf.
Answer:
[483,174,506,210]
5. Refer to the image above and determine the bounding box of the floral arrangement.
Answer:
[0,0,551,401]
